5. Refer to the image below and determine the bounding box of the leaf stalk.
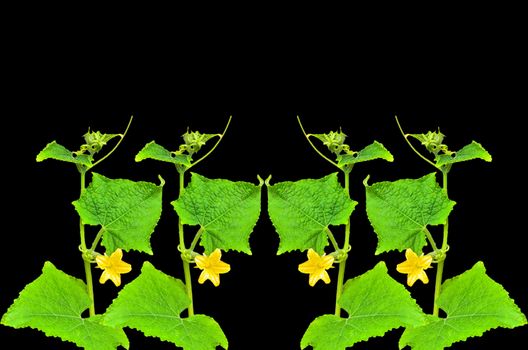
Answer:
[79,170,96,316]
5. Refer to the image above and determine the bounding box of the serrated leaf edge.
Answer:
[1,261,129,350]
[173,172,262,255]
[399,261,527,349]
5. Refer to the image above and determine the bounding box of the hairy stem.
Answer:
[79,170,95,316]
[335,169,351,316]
[433,170,449,316]
[178,171,194,316]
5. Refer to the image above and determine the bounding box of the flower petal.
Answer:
[212,261,231,274]
[405,248,418,261]
[198,270,208,284]
[299,261,317,274]
[308,273,318,287]
[110,248,123,261]
[99,270,111,284]
[210,273,221,287]
[321,255,335,269]
[322,271,331,284]
[96,255,109,269]
[195,255,207,269]
[109,272,122,287]
[307,248,319,260]
[416,270,429,284]
[396,261,415,274]
[114,261,132,274]
[407,273,418,287]
[420,255,433,269]
[209,248,222,261]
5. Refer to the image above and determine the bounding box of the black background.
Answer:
[2,6,526,349]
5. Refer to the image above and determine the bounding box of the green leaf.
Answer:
[135,141,192,166]
[36,141,93,166]
[337,141,394,167]
[172,173,261,254]
[435,141,492,167]
[73,173,164,254]
[1,261,129,350]
[400,262,527,350]
[104,262,228,350]
[364,173,455,254]
[267,173,357,254]
[301,262,425,350]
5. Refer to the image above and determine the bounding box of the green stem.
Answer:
[89,116,133,171]
[187,115,231,171]
[79,170,96,316]
[335,169,352,316]
[178,170,194,316]
[395,116,439,170]
[189,227,204,252]
[423,228,439,252]
[433,170,449,316]
[325,227,340,251]
[178,171,186,249]
[297,116,340,170]
[182,262,194,316]
[89,227,106,252]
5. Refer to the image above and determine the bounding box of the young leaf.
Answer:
[267,173,357,254]
[301,262,425,350]
[435,140,492,167]
[1,262,129,350]
[172,173,262,254]
[364,173,455,254]
[400,262,527,350]
[135,141,192,166]
[104,262,228,350]
[73,173,164,254]
[337,141,394,167]
[36,141,93,166]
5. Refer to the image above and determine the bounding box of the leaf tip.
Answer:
[363,175,371,187]
[257,174,270,187]
[260,174,272,186]
[157,175,165,187]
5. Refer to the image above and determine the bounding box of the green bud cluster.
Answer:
[313,129,352,155]
[410,130,454,157]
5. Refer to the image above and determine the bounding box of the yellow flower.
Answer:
[396,248,433,287]
[95,248,132,287]
[194,248,230,287]
[298,248,334,286]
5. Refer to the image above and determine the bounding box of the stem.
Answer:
[423,228,439,252]
[183,262,194,316]
[187,115,231,171]
[189,227,204,252]
[178,170,194,316]
[89,116,133,171]
[335,169,352,316]
[178,171,186,249]
[79,170,96,316]
[433,170,449,316]
[297,116,340,170]
[89,227,106,252]
[325,228,340,251]
[395,116,439,170]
